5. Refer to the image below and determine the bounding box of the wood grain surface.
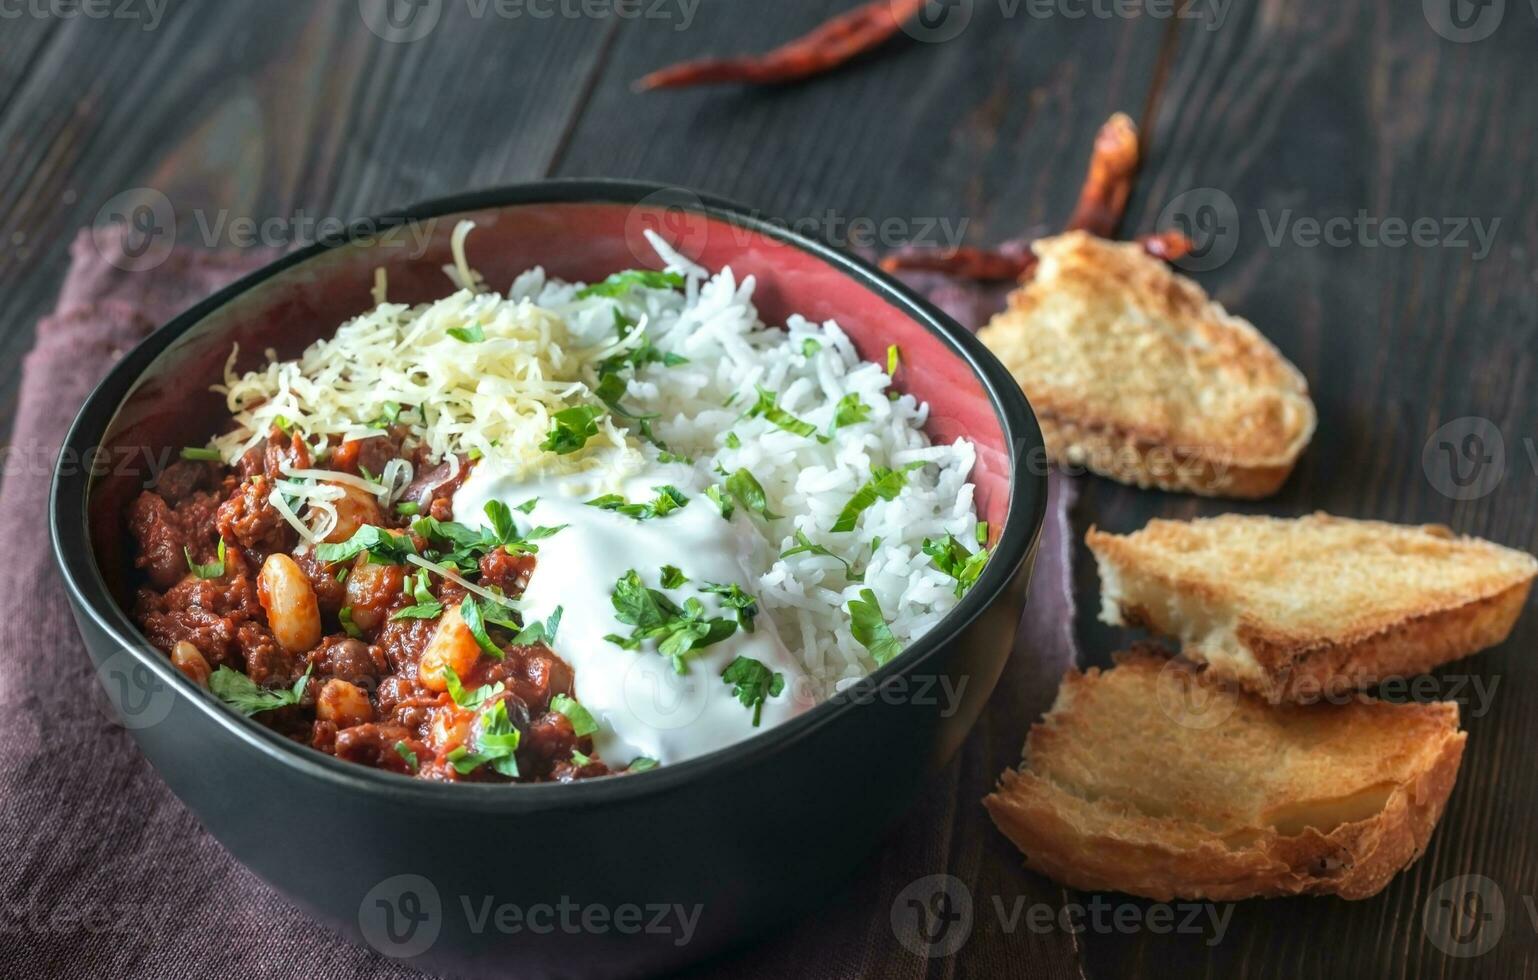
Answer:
[2,1,1535,977]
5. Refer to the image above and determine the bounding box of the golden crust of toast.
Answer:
[1087,513,1537,702]
[978,231,1316,498]
[983,648,1466,901]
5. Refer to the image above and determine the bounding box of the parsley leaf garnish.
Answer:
[721,656,785,727]
[339,606,364,638]
[700,582,758,631]
[442,665,504,709]
[394,740,419,773]
[550,693,599,736]
[510,607,562,647]
[459,597,505,660]
[628,757,660,773]
[887,344,901,376]
[922,534,990,597]
[603,570,738,673]
[779,530,861,580]
[831,463,924,533]
[180,446,222,462]
[747,385,825,442]
[447,324,486,343]
[577,269,686,299]
[848,589,903,666]
[315,525,417,566]
[660,565,689,589]
[540,405,606,455]
[209,663,313,716]
[724,469,781,520]
[446,699,522,777]
[801,338,821,357]
[830,393,871,434]
[704,485,734,520]
[586,485,689,521]
[391,570,444,620]
[185,539,226,579]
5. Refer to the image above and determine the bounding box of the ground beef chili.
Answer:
[126,427,610,783]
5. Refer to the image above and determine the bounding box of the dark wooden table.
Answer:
[4,2,1536,977]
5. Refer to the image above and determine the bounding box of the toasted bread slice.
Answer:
[977,231,1316,498]
[984,648,1466,901]
[1087,513,1537,703]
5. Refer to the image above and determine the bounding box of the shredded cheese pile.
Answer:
[208,221,644,544]
[213,222,646,467]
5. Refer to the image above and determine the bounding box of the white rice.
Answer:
[509,232,983,690]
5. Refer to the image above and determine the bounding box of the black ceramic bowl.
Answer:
[51,180,1046,979]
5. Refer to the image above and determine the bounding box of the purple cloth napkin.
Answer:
[0,230,1076,979]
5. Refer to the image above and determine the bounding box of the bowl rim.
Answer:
[50,178,1048,812]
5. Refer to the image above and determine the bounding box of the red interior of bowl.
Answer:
[90,202,1011,601]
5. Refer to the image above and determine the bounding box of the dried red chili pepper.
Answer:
[637,0,928,90]
[1062,112,1141,238]
[1135,230,1195,263]
[881,112,1166,282]
[878,246,1033,281]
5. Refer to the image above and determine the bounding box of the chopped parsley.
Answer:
[603,569,738,673]
[180,446,222,462]
[779,530,860,580]
[700,582,758,631]
[209,663,312,716]
[550,693,599,737]
[395,501,420,516]
[315,525,417,566]
[393,740,419,773]
[510,607,562,647]
[721,656,785,727]
[724,468,781,520]
[442,665,504,709]
[660,564,689,589]
[724,432,741,449]
[829,393,871,434]
[410,504,564,574]
[586,485,689,521]
[831,462,924,533]
[391,570,444,620]
[976,522,989,546]
[184,539,226,579]
[459,596,505,659]
[515,498,539,514]
[338,606,364,638]
[577,269,686,299]
[886,344,901,376]
[628,757,660,773]
[446,699,522,777]
[747,385,825,442]
[801,338,822,357]
[540,405,606,455]
[447,324,486,343]
[704,485,734,520]
[848,589,902,666]
[923,534,990,597]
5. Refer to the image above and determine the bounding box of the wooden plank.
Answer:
[1078,1,1538,976]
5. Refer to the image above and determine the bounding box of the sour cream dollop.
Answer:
[453,454,815,766]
